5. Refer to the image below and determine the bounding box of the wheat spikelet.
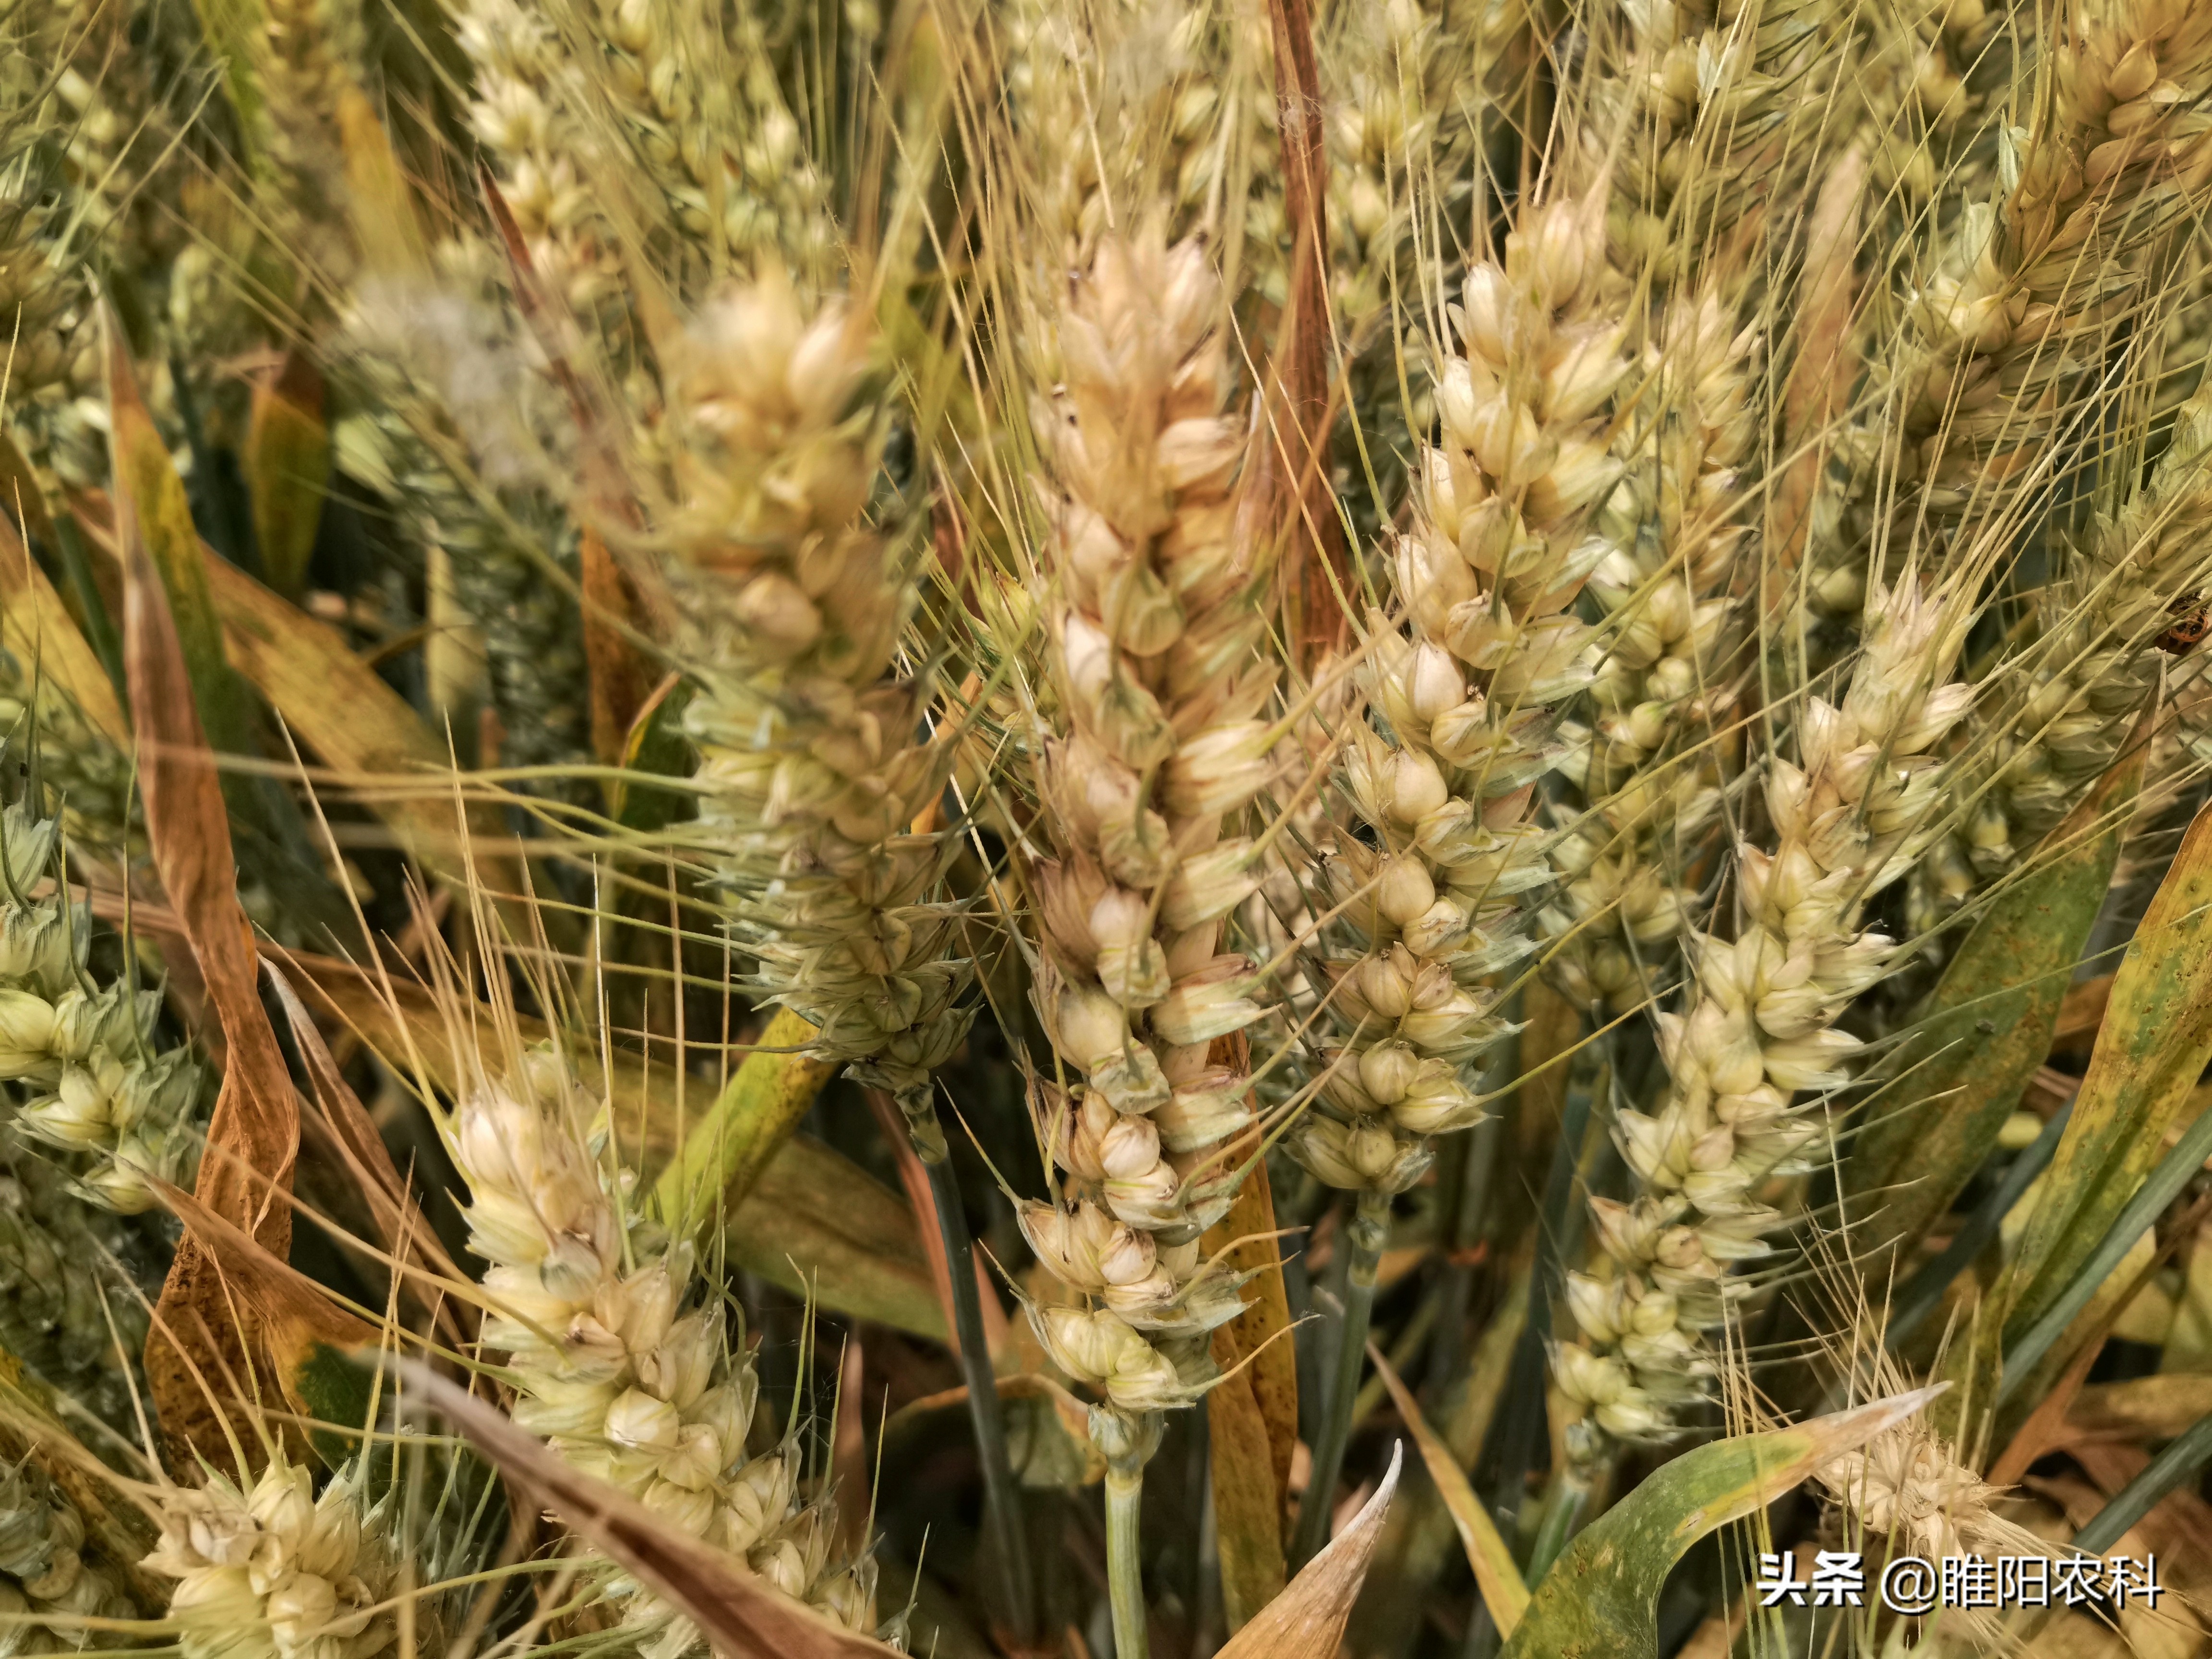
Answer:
[1322,0,1536,528]
[0,804,203,1216]
[1892,0,2212,544]
[335,266,593,775]
[456,0,830,308]
[0,1455,140,1642]
[0,5,140,479]
[605,269,975,1127]
[1907,373,2212,939]
[1289,188,1627,1219]
[1512,1,1791,1022]
[1847,0,2011,210]
[0,1149,158,1433]
[145,1452,402,1659]
[0,664,133,856]
[1565,0,1829,286]
[444,1040,879,1646]
[1542,288,1756,1016]
[250,0,371,287]
[1002,0,1277,285]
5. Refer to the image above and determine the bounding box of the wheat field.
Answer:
[2,0,2212,1652]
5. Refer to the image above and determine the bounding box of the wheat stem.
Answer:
[1104,1455,1151,1659]
[1525,1468,1589,1585]
[919,1136,1037,1643]
[1291,1185,1388,1568]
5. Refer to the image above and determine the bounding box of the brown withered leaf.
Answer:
[152,1178,376,1369]
[1769,144,1865,598]
[2070,1375,2212,1443]
[110,318,301,1475]
[151,1170,405,1473]
[1215,1443,1401,1659]
[401,1362,900,1658]
[580,526,654,765]
[1205,1088,1298,1629]
[1263,0,1349,670]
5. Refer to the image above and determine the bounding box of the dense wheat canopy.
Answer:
[6,0,2212,1652]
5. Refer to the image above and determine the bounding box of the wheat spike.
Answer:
[445,1042,879,1644]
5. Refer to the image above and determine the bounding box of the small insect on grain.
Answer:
[2155,594,2210,655]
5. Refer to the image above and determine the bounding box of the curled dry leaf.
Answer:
[150,1176,380,1469]
[1215,1442,1402,1659]
[109,313,308,1476]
